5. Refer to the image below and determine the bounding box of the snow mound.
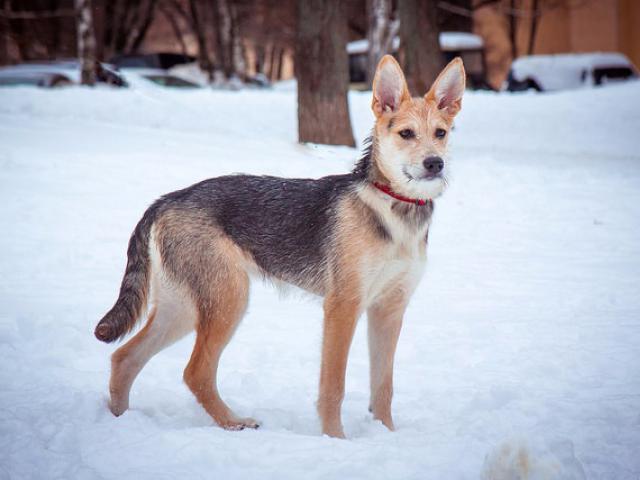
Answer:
[482,438,586,480]
[347,31,483,55]
[511,52,637,90]
[1,79,639,479]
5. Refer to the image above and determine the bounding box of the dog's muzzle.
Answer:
[423,156,444,179]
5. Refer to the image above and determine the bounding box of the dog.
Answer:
[95,55,465,438]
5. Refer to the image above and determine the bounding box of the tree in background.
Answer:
[296,0,355,147]
[366,0,398,87]
[186,0,213,79]
[398,0,443,95]
[233,0,296,82]
[75,0,96,85]
[0,0,78,62]
[0,0,9,65]
[213,0,234,79]
[102,0,158,61]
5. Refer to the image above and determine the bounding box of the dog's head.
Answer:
[370,55,465,200]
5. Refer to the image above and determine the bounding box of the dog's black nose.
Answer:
[423,156,444,175]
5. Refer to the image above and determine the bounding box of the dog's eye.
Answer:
[435,128,447,139]
[398,129,415,140]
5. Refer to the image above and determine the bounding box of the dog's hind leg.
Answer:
[109,306,195,416]
[366,287,408,431]
[183,263,258,430]
[109,272,197,416]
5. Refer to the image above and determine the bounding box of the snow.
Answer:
[347,32,483,55]
[1,79,640,480]
[510,52,638,91]
[0,60,82,83]
[439,32,484,51]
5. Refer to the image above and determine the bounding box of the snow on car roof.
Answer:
[0,62,80,83]
[440,32,484,50]
[0,60,121,85]
[512,52,634,72]
[510,52,637,91]
[347,32,483,54]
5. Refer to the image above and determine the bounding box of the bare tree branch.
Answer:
[159,2,187,55]
[125,0,159,53]
[0,7,75,19]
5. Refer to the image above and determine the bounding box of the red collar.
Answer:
[372,182,430,206]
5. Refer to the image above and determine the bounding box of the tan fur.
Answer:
[109,221,258,428]
[316,198,381,437]
[105,56,464,438]
[367,286,410,430]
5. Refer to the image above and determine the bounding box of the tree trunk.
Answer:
[296,0,355,147]
[75,0,96,85]
[275,47,284,81]
[527,0,539,55]
[269,45,280,81]
[161,3,188,56]
[438,0,472,32]
[366,0,396,87]
[230,2,245,79]
[254,42,265,74]
[398,0,442,95]
[0,0,9,65]
[11,19,33,61]
[213,0,234,78]
[265,43,275,79]
[189,0,213,81]
[509,0,518,60]
[124,0,158,54]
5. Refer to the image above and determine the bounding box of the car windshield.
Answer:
[143,75,200,88]
[593,67,636,85]
[0,76,42,86]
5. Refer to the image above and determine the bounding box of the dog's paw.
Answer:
[322,425,346,439]
[220,416,260,431]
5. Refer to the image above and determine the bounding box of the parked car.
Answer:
[0,60,127,88]
[0,71,73,88]
[504,52,639,92]
[110,52,196,70]
[119,68,201,89]
[167,62,272,89]
[347,32,492,90]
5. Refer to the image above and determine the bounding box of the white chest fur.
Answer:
[357,186,430,306]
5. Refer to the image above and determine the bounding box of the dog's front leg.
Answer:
[317,291,360,438]
[367,288,408,431]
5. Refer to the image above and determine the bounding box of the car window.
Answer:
[0,77,41,86]
[593,67,636,85]
[143,75,199,88]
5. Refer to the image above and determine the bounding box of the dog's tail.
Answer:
[94,204,159,343]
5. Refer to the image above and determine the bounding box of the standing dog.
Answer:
[95,55,465,438]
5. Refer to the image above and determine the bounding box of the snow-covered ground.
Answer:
[1,81,639,480]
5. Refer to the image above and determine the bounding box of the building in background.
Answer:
[474,0,640,89]
[2,0,638,91]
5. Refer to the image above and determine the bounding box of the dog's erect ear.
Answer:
[372,55,411,117]
[425,57,465,116]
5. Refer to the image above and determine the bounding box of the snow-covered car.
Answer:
[0,71,73,88]
[505,52,639,92]
[119,68,201,89]
[167,62,272,89]
[347,32,491,90]
[0,60,126,88]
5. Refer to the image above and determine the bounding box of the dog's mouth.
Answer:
[403,167,442,182]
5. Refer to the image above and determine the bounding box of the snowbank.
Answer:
[510,52,638,91]
[347,32,483,55]
[0,82,639,479]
